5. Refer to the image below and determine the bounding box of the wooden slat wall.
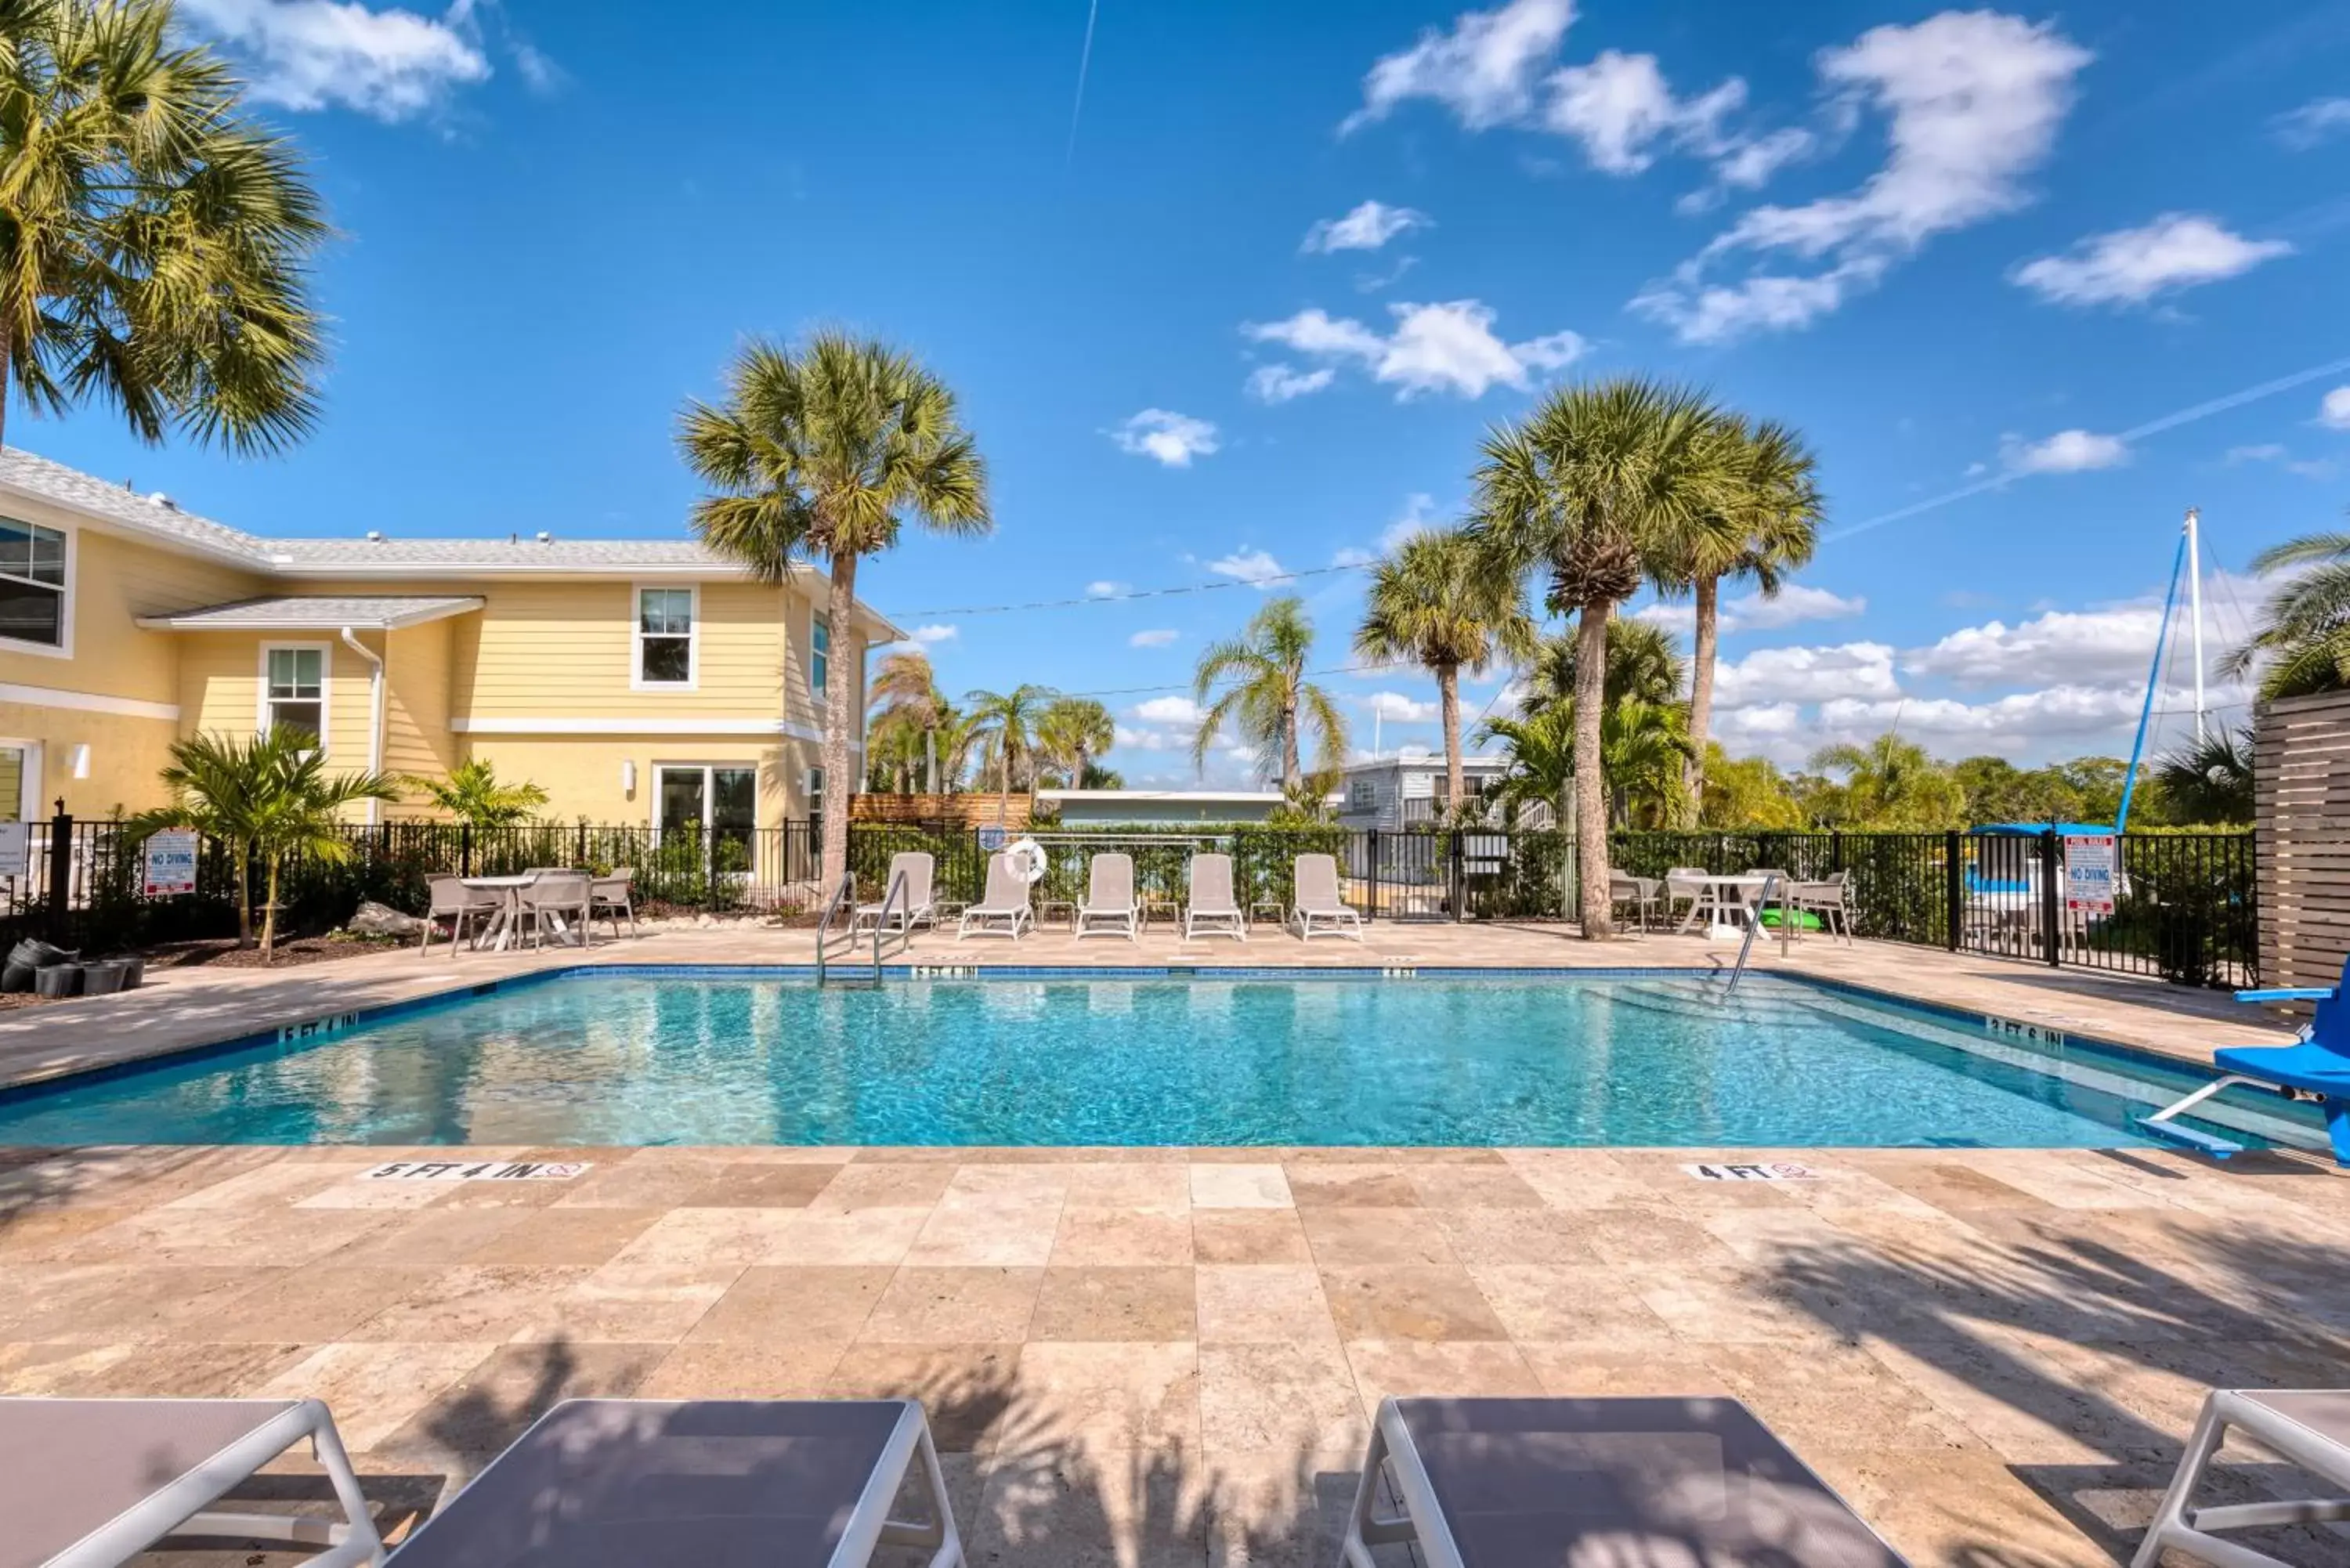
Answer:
[851,793,1032,830]
[2257,688,2350,989]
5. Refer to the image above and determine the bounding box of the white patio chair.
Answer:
[589,868,638,938]
[1185,853,1246,941]
[1076,853,1140,941]
[956,853,1033,940]
[1662,865,1708,926]
[1292,853,1365,941]
[422,874,501,958]
[517,871,593,949]
[1790,869,1853,944]
[2132,1389,2350,1568]
[852,852,935,936]
[1608,872,1661,934]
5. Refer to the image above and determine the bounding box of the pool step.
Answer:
[2135,1117,2244,1159]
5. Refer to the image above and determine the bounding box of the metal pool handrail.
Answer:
[813,870,855,984]
[869,867,911,981]
[1723,873,1783,997]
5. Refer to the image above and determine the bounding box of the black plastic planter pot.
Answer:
[33,964,82,999]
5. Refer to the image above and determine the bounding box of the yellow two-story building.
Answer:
[0,450,893,844]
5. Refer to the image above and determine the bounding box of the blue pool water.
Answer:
[0,971,2299,1149]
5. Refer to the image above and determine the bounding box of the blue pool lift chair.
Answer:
[2137,954,2350,1164]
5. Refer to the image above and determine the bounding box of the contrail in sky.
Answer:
[1065,0,1100,168]
[1828,352,2350,544]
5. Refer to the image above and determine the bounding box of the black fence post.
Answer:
[576,820,588,869]
[459,823,473,879]
[1831,830,1845,875]
[43,802,72,945]
[1367,829,1381,923]
[1943,829,1962,952]
[2040,828,2063,966]
[1448,829,1464,922]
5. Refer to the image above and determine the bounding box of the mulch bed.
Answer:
[0,932,410,1010]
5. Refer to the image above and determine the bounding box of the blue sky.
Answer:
[28,0,2350,783]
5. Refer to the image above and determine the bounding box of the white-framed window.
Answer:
[634,585,697,689]
[259,643,328,748]
[1347,777,1377,812]
[0,739,42,821]
[0,515,70,654]
[807,765,825,815]
[811,618,830,697]
[655,763,757,873]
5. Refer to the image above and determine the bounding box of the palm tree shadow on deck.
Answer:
[1764,1201,2350,1566]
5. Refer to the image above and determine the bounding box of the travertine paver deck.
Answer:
[0,919,2294,1091]
[5,1142,2350,1566]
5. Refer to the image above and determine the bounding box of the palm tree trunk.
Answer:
[1572,602,1614,938]
[1685,574,1719,810]
[234,839,253,948]
[822,550,859,881]
[1437,664,1462,816]
[260,855,280,963]
[1281,704,1300,793]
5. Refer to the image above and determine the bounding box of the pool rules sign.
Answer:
[2064,833,2117,916]
[142,829,199,897]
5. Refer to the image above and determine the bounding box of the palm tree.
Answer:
[0,0,328,451]
[1480,692,1692,828]
[2155,727,2254,824]
[1191,594,1348,790]
[2223,525,2350,699]
[1476,705,1574,825]
[403,759,548,829]
[127,728,397,960]
[1658,416,1823,799]
[964,683,1055,817]
[1808,734,1964,829]
[1036,696,1115,790]
[1524,620,1687,712]
[1470,377,1737,936]
[1354,526,1536,814]
[678,331,991,876]
[867,649,949,792]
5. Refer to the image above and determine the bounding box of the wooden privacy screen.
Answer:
[2257,688,2350,989]
[848,793,1032,830]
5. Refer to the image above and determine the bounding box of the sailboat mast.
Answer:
[2185,507,2207,745]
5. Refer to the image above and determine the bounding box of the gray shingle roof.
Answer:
[135,594,486,630]
[0,448,267,562]
[266,537,723,569]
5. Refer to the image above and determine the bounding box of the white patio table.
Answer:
[1674,873,1783,941]
[461,874,583,952]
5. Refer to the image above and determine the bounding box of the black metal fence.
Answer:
[0,811,2257,988]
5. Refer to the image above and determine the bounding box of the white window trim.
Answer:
[0,738,43,820]
[257,640,331,755]
[0,515,74,660]
[631,582,700,692]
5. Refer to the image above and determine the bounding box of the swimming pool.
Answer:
[0,969,2312,1151]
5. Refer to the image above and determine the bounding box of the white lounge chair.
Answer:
[852,851,935,936]
[1076,852,1140,941]
[956,852,1034,940]
[378,1398,963,1568]
[1292,853,1364,941]
[1185,852,1246,941]
[2133,1388,2350,1568]
[0,1396,384,1567]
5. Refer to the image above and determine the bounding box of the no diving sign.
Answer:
[1683,1161,1821,1182]
[362,1159,591,1183]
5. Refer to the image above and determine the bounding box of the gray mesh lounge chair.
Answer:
[852,852,935,936]
[1076,852,1139,941]
[517,871,593,949]
[956,853,1033,940]
[1292,853,1364,941]
[1790,870,1853,945]
[1184,853,1246,941]
[1609,872,1661,934]
[589,869,638,938]
[1343,1396,1907,1568]
[0,1396,383,1568]
[2132,1389,2350,1568]
[386,1398,960,1568]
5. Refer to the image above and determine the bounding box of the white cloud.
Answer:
[1343,0,1577,133]
[1709,126,1816,191]
[2273,96,2350,150]
[1303,200,1433,254]
[1332,547,1378,567]
[1365,691,1441,722]
[1243,301,1585,399]
[2225,443,2287,464]
[1542,49,1742,174]
[179,0,491,120]
[1638,582,1866,634]
[2320,386,2350,432]
[1379,493,1441,553]
[1903,606,2165,688]
[1108,409,1220,468]
[1246,364,1337,404]
[2012,215,2291,307]
[1114,724,1182,753]
[1712,642,1900,706]
[2001,428,2129,475]
[1633,12,2091,344]
[1818,685,2148,742]
[1132,695,1203,725]
[1086,580,1129,598]
[1129,628,1180,649]
[902,623,957,647]
[2226,443,2337,481]
[1206,548,1289,587]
